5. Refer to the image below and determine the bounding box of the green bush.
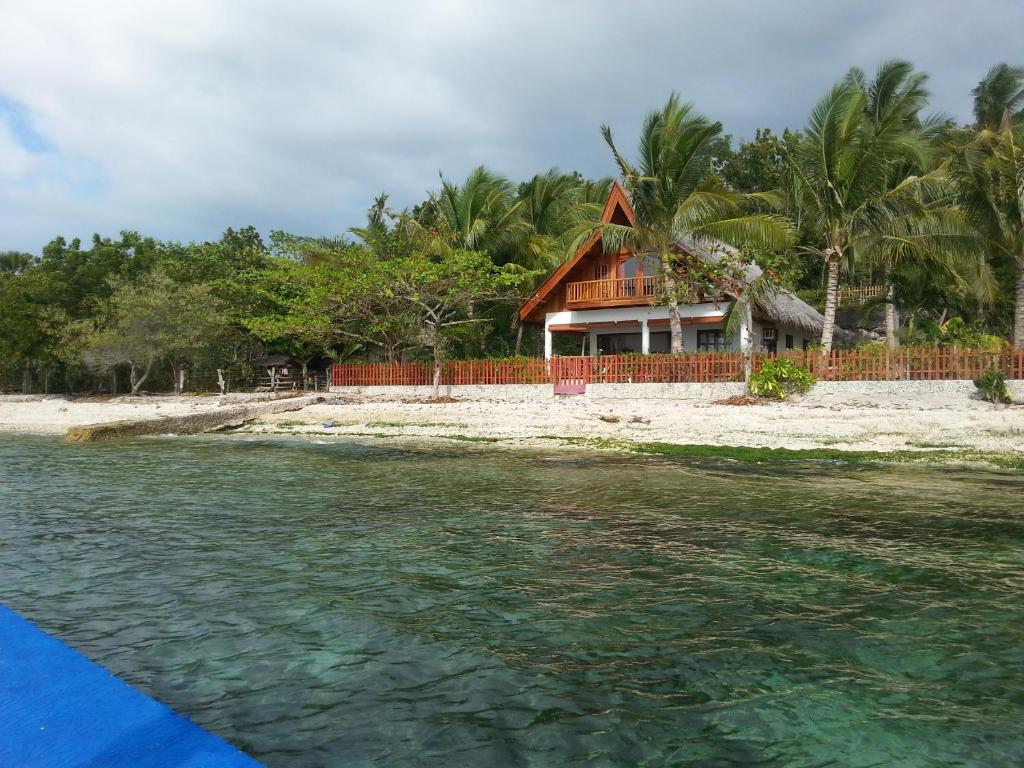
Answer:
[749,358,817,400]
[973,368,1012,404]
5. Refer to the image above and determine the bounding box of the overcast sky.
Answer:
[1,0,1022,253]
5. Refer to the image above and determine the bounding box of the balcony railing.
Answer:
[566,276,659,305]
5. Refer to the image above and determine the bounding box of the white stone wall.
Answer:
[330,379,1024,401]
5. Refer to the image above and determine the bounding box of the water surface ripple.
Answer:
[1,436,1022,766]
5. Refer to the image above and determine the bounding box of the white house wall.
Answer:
[544,303,736,358]
[543,303,817,356]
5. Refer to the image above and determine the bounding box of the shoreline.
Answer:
[2,386,1023,469]
[216,428,1024,471]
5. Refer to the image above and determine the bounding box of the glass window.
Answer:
[619,255,659,297]
[596,333,643,355]
[649,332,671,353]
[696,330,727,351]
[785,334,794,349]
[619,255,660,278]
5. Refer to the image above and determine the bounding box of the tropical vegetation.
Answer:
[2,61,1023,394]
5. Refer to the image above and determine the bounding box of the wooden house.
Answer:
[517,183,827,357]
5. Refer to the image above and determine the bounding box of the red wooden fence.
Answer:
[331,348,1024,388]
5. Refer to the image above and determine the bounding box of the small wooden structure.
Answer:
[255,355,301,392]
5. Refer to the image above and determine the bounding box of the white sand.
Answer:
[247,386,1024,456]
[3,388,1022,457]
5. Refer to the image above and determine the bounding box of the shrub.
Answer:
[749,358,817,400]
[974,368,1012,404]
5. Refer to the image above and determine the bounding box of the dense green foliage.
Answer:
[2,60,1023,394]
[973,368,1013,404]
[748,358,817,400]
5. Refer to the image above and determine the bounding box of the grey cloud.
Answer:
[0,0,1021,252]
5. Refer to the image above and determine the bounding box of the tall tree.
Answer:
[81,270,226,395]
[593,94,793,352]
[786,65,966,353]
[0,251,36,275]
[384,250,534,395]
[847,60,975,349]
[435,166,528,255]
[972,63,1024,131]
[948,120,1024,347]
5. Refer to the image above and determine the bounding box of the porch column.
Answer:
[588,328,599,356]
[641,318,650,354]
[544,322,553,360]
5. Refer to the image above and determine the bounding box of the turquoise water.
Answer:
[1,435,1022,767]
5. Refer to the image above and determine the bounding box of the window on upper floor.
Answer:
[619,254,660,279]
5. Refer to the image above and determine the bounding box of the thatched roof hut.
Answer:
[676,236,832,338]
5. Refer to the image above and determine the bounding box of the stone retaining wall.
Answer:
[66,395,323,442]
[329,380,1024,402]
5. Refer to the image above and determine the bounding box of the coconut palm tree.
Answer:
[844,60,979,349]
[514,170,611,271]
[435,166,528,256]
[593,94,794,353]
[947,121,1024,348]
[785,65,975,354]
[972,63,1024,131]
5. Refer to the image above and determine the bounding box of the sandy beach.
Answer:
[5,385,1021,458]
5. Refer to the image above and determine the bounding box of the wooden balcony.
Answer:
[565,276,659,308]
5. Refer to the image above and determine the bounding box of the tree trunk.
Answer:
[217,368,226,396]
[171,362,186,395]
[514,324,523,357]
[130,359,153,395]
[663,258,683,354]
[884,277,900,350]
[110,370,118,397]
[742,300,754,383]
[300,359,309,390]
[1015,260,1024,350]
[820,252,841,355]
[22,362,31,395]
[431,340,443,399]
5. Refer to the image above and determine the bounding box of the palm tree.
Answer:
[723,273,778,381]
[514,170,611,271]
[0,251,35,275]
[844,60,979,349]
[947,121,1024,348]
[594,94,793,353]
[786,65,972,354]
[972,63,1024,131]
[435,166,528,255]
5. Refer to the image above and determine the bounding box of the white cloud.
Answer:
[0,0,1022,251]
[0,122,39,180]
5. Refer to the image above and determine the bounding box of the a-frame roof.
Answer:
[517,181,635,322]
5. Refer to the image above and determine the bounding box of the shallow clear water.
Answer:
[1,435,1023,767]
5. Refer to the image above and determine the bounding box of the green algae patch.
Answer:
[539,436,1024,470]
